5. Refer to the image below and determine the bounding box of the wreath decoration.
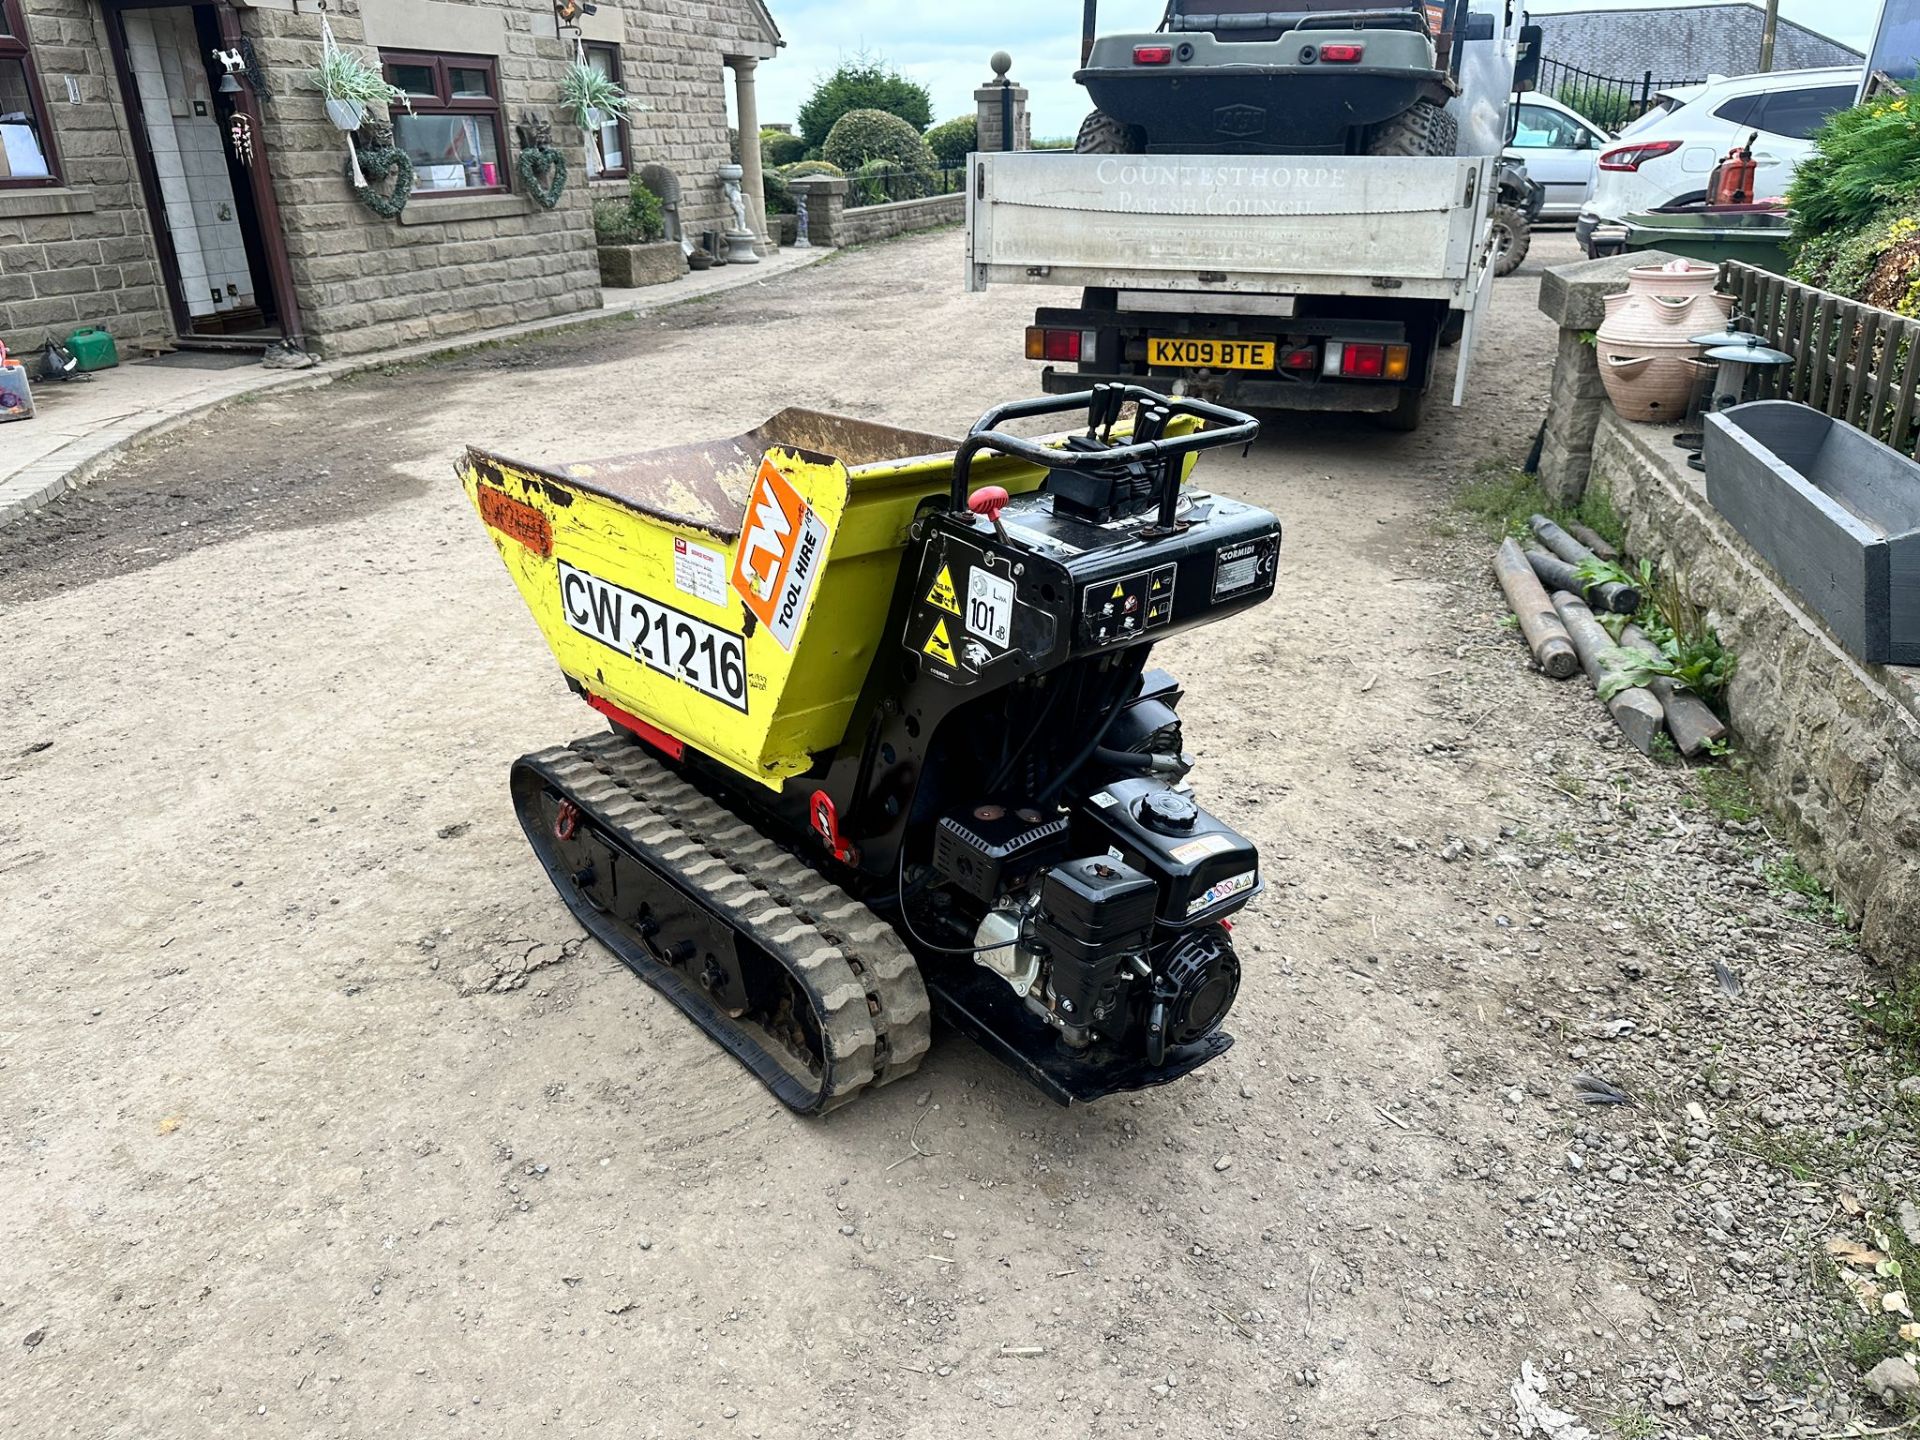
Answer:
[347,144,415,219]
[517,145,568,210]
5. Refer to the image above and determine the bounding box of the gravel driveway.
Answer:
[2,230,1908,1439]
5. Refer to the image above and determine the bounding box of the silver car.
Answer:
[1503,90,1612,219]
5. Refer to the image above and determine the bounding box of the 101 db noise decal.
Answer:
[729,459,830,652]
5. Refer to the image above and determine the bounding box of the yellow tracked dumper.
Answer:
[462,388,1280,1112]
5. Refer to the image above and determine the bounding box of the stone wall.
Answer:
[243,0,597,358]
[0,0,169,355]
[838,192,963,246]
[1588,411,1920,967]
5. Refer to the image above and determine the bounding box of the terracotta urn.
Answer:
[1594,262,1734,423]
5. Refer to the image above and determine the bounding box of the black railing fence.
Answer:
[1537,58,1707,132]
[846,164,967,208]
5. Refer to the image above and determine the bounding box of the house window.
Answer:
[584,42,627,179]
[381,50,507,195]
[0,0,60,187]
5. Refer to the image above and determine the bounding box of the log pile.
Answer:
[1489,525,1727,758]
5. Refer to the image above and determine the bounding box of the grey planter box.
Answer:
[597,241,687,289]
[1704,400,1920,665]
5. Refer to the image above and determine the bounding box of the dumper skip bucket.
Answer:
[462,407,1148,790]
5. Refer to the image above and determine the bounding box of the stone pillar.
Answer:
[1535,250,1679,504]
[726,55,774,254]
[974,51,1030,153]
[789,177,848,248]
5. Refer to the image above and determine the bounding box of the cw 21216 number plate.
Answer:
[558,560,748,713]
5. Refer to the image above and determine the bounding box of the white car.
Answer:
[1504,91,1611,219]
[1577,66,1861,254]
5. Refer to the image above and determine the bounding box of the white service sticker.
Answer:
[965,567,1014,648]
[671,535,729,607]
[1187,867,1257,916]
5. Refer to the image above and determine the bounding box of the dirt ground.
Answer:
[2,230,1908,1439]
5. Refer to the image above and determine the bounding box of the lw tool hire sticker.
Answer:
[730,458,830,651]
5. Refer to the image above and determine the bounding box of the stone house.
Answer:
[0,0,779,360]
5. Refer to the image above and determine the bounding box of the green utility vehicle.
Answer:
[1074,0,1472,156]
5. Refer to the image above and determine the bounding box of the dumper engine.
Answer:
[758,386,1280,1099]
[468,385,1280,1112]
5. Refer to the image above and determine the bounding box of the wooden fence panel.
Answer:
[1722,261,1920,459]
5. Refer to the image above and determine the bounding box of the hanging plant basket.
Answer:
[325,96,367,132]
[518,145,568,209]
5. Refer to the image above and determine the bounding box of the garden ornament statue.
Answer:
[717,162,759,265]
[794,193,811,248]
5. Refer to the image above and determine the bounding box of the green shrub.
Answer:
[763,168,795,215]
[796,57,932,151]
[925,116,977,169]
[781,159,845,180]
[1788,85,1920,249]
[1553,82,1632,133]
[761,128,806,168]
[823,108,936,175]
[593,181,665,245]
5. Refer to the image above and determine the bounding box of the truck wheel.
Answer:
[1378,386,1426,432]
[1075,110,1142,154]
[1491,204,1531,277]
[1363,100,1459,158]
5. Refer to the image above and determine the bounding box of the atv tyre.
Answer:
[1075,109,1142,154]
[1490,204,1531,277]
[1363,100,1459,158]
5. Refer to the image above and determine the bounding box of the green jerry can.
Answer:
[65,326,119,372]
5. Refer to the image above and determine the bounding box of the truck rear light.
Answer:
[1318,42,1365,61]
[1279,345,1317,370]
[1598,139,1681,171]
[1132,45,1173,64]
[1321,342,1411,380]
[1025,326,1093,363]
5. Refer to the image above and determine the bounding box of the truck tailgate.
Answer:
[966,152,1492,303]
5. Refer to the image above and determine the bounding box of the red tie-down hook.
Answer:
[809,789,858,866]
[967,486,1010,543]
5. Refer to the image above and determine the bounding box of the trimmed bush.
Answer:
[761,129,806,168]
[781,159,845,180]
[925,116,976,170]
[796,58,932,151]
[824,108,937,175]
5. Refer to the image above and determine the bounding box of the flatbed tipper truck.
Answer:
[965,3,1536,431]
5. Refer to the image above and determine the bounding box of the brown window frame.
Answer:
[0,0,63,189]
[583,42,629,181]
[379,48,510,198]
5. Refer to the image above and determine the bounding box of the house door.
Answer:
[104,0,300,349]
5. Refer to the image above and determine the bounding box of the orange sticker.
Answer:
[477,483,552,557]
[730,458,829,651]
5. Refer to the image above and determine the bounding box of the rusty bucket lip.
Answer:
[466,407,967,542]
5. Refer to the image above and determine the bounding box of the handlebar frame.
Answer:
[948,385,1260,515]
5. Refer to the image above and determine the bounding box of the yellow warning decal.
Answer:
[922,618,958,667]
[1112,583,1126,599]
[926,565,961,615]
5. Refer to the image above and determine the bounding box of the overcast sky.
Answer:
[750,0,1883,139]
